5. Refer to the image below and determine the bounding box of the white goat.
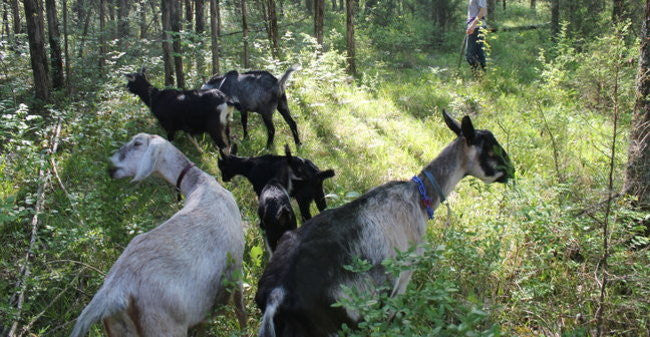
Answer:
[70,133,246,337]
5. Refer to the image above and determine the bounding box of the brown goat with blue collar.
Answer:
[255,111,515,337]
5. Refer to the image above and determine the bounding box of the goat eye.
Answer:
[134,141,142,147]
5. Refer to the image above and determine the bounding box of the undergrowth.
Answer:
[1,3,648,336]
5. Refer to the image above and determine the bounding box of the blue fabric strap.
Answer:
[412,176,434,219]
[423,170,446,203]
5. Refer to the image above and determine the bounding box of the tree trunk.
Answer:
[304,0,311,14]
[23,0,50,104]
[76,6,92,57]
[210,0,220,75]
[171,0,184,88]
[11,0,20,34]
[624,0,650,209]
[116,0,128,39]
[330,0,336,11]
[45,0,63,89]
[339,0,342,13]
[487,0,496,24]
[258,0,270,49]
[149,0,160,33]
[612,0,624,23]
[139,0,146,38]
[185,0,192,24]
[314,0,324,45]
[161,0,174,86]
[241,0,249,68]
[267,0,279,58]
[502,0,505,10]
[3,1,9,40]
[550,0,559,40]
[566,0,577,34]
[195,0,204,78]
[107,0,114,23]
[63,0,70,88]
[98,0,105,72]
[345,0,355,75]
[530,0,536,10]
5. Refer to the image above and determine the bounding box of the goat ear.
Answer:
[442,109,461,136]
[132,136,163,182]
[317,169,335,180]
[460,116,477,145]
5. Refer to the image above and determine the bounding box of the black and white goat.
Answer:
[257,146,299,254]
[254,111,515,337]
[218,147,335,221]
[126,68,234,153]
[70,133,246,337]
[201,65,301,148]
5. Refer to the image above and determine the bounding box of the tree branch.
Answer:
[7,119,63,337]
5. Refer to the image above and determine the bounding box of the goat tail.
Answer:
[278,64,302,92]
[69,288,125,337]
[258,287,286,337]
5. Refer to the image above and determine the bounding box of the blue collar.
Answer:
[412,176,434,219]
[412,172,446,220]
[422,170,446,203]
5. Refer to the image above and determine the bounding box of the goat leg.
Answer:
[277,102,301,146]
[233,283,247,330]
[298,199,312,221]
[240,110,249,139]
[262,114,275,149]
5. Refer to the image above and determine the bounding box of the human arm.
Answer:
[466,6,487,35]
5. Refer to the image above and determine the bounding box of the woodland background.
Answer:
[1,0,649,336]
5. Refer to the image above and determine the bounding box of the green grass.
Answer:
[1,2,648,336]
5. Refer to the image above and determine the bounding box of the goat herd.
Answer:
[70,66,515,337]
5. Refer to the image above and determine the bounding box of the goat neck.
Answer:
[156,144,200,198]
[227,155,254,178]
[417,139,466,208]
[133,77,159,108]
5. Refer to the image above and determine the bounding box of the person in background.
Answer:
[466,0,488,71]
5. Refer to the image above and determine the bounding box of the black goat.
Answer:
[258,147,298,253]
[126,68,234,152]
[202,65,301,148]
[218,146,334,221]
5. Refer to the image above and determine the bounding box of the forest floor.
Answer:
[1,3,648,336]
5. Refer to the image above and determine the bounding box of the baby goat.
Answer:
[218,146,335,221]
[126,68,234,153]
[201,65,301,148]
[255,111,515,337]
[258,146,299,254]
[70,133,246,337]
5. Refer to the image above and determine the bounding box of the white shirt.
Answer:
[468,0,487,19]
